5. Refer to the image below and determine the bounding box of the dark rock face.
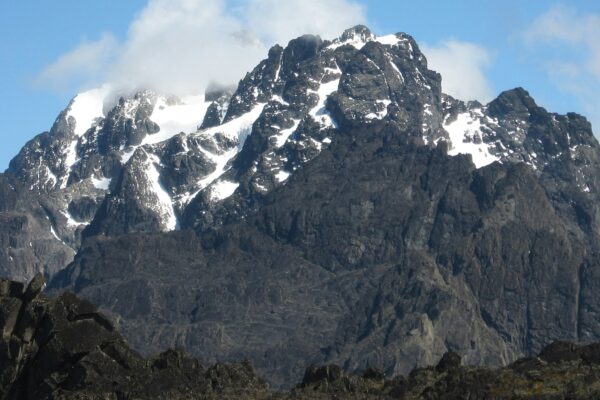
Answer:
[50,229,345,386]
[84,148,178,236]
[49,118,600,386]
[201,86,234,129]
[96,91,160,154]
[4,275,600,398]
[0,174,74,281]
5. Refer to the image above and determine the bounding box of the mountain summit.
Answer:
[1,26,600,385]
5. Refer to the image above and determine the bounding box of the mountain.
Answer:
[2,25,600,386]
[3,274,600,399]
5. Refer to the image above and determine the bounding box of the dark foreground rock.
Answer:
[0,274,268,399]
[2,275,600,399]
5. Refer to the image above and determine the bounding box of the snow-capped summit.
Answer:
[66,85,112,137]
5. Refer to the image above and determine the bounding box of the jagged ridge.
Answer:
[5,25,596,280]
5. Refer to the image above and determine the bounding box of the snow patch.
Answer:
[365,99,392,120]
[201,103,266,145]
[423,104,433,116]
[59,139,79,189]
[50,225,68,246]
[143,152,179,231]
[67,85,110,136]
[327,32,401,50]
[444,111,499,168]
[121,148,136,164]
[386,54,404,82]
[64,140,78,168]
[274,61,282,82]
[60,211,87,227]
[209,180,239,201]
[308,66,341,129]
[179,147,238,205]
[272,95,289,105]
[254,181,268,192]
[179,103,267,204]
[275,170,290,183]
[91,176,111,190]
[44,167,57,186]
[375,34,401,46]
[274,119,300,147]
[328,34,372,50]
[143,95,209,145]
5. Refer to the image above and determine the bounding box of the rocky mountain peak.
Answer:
[487,87,539,118]
[4,25,599,271]
[339,24,374,42]
[3,24,600,390]
[5,25,600,271]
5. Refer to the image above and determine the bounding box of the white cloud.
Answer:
[422,40,494,103]
[523,5,600,133]
[106,0,263,95]
[35,33,118,93]
[523,5,600,46]
[245,0,365,46]
[36,0,366,97]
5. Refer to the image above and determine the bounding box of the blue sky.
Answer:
[1,1,600,170]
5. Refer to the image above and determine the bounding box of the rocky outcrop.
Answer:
[3,275,600,399]
[0,274,269,399]
[295,342,600,399]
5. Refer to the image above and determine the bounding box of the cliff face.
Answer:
[2,26,600,387]
[49,118,600,385]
